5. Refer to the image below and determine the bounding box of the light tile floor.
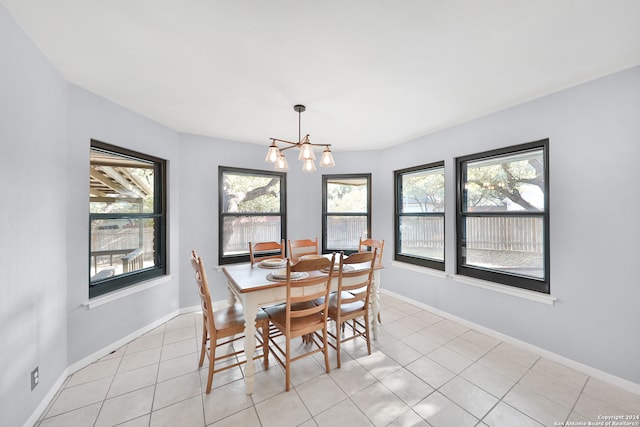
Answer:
[36,294,640,426]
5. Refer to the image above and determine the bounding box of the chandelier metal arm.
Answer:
[269,137,332,149]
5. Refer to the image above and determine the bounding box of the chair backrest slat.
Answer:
[358,238,384,267]
[249,240,285,265]
[288,238,319,260]
[337,249,376,308]
[191,250,216,334]
[284,254,335,324]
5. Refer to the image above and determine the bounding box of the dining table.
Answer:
[221,255,382,394]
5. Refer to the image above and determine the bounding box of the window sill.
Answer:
[390,260,447,279]
[390,261,556,305]
[84,275,172,309]
[450,274,557,305]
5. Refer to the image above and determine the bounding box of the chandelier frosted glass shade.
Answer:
[302,158,317,172]
[265,142,279,163]
[297,136,316,161]
[274,153,289,171]
[320,147,335,167]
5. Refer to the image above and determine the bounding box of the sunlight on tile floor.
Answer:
[36,294,640,426]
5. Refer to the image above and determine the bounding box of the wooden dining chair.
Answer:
[324,250,376,368]
[190,250,270,393]
[288,237,319,261]
[358,238,384,323]
[264,254,335,391]
[249,239,285,265]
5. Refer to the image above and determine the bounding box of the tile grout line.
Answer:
[92,344,127,427]
[37,304,640,427]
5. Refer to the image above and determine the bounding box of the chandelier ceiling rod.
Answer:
[297,104,302,143]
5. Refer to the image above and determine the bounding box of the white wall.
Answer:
[178,133,267,306]
[65,85,181,364]
[1,5,183,425]
[374,66,640,385]
[0,6,69,427]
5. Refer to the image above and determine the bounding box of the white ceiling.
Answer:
[3,0,640,151]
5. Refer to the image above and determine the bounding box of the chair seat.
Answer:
[327,294,365,318]
[311,295,327,307]
[213,304,268,335]
[265,302,324,335]
[313,291,348,307]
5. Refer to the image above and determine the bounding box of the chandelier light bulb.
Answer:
[265,142,279,163]
[302,144,313,159]
[274,153,289,171]
[297,140,316,161]
[320,147,335,167]
[302,158,317,172]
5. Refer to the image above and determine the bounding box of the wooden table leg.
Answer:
[371,270,381,340]
[227,284,237,306]
[240,294,258,394]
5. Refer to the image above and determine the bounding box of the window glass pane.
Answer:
[89,141,166,298]
[326,216,367,250]
[462,216,544,279]
[399,216,444,261]
[326,178,368,213]
[90,217,157,282]
[219,167,285,265]
[464,148,544,212]
[222,172,281,213]
[222,216,281,256]
[401,167,444,213]
[90,148,155,214]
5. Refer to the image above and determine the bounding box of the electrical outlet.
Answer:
[31,367,39,391]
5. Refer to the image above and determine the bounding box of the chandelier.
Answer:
[265,105,335,172]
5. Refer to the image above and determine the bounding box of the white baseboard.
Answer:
[380,288,640,396]
[27,309,181,426]
[67,309,180,374]
[23,369,68,427]
[179,304,201,315]
[65,304,211,376]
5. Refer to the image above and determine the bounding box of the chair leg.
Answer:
[285,337,291,391]
[335,320,342,369]
[261,322,269,368]
[302,333,314,345]
[206,337,216,394]
[364,314,372,355]
[322,326,331,374]
[199,322,207,368]
[377,311,381,323]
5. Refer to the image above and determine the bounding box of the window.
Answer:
[219,167,286,264]
[322,174,371,254]
[89,140,166,298]
[457,139,549,293]
[394,162,445,270]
